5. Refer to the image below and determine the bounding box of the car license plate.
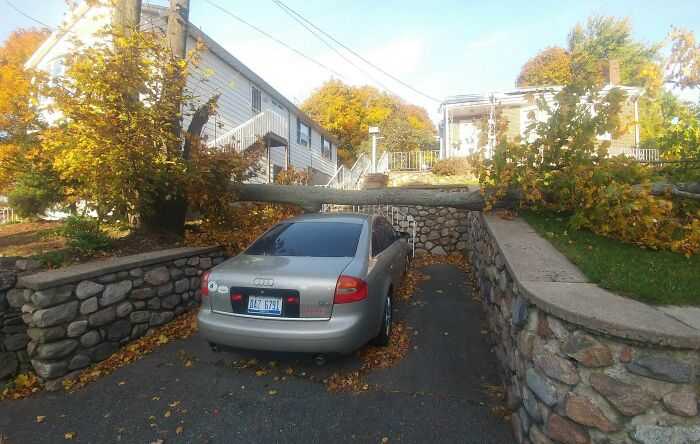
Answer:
[247,296,283,316]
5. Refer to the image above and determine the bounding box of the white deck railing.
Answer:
[0,207,18,224]
[607,147,660,161]
[324,153,372,189]
[207,109,288,152]
[386,150,440,171]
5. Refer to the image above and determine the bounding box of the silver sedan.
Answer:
[197,212,411,355]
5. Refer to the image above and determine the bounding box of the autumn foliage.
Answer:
[516,46,573,87]
[301,80,436,164]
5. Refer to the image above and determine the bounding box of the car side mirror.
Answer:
[398,231,411,239]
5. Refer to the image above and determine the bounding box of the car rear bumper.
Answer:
[197,303,374,354]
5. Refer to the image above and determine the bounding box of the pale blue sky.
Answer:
[2,0,699,117]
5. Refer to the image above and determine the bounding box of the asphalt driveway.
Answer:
[0,264,513,443]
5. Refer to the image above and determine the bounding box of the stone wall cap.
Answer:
[479,213,700,349]
[17,246,223,291]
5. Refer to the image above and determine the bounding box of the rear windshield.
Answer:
[245,222,363,257]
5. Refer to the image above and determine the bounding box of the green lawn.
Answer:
[520,210,700,306]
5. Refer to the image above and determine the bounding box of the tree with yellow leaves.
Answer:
[516,47,572,87]
[0,28,65,217]
[301,80,435,164]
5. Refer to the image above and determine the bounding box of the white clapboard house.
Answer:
[24,3,340,185]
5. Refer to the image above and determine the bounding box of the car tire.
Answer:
[371,293,392,346]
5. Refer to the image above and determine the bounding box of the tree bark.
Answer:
[112,0,142,36]
[232,182,700,213]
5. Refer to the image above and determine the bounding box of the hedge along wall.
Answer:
[467,212,700,444]
[4,246,226,388]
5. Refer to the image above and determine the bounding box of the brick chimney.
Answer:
[598,59,621,85]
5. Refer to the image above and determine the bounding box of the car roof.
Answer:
[286,212,372,225]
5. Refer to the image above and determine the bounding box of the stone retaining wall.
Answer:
[0,257,43,380]
[4,246,226,387]
[467,212,699,443]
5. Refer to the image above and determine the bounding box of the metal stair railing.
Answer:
[321,203,416,257]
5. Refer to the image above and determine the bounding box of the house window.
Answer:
[321,136,332,159]
[297,118,311,147]
[252,87,262,115]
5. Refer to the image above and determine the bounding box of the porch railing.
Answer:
[207,109,288,152]
[386,150,440,171]
[607,147,660,161]
[0,207,18,224]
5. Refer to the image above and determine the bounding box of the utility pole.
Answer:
[167,0,190,60]
[112,0,142,36]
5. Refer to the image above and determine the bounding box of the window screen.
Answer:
[252,87,262,115]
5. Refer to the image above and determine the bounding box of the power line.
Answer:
[4,0,55,31]
[271,0,441,103]
[270,0,403,99]
[202,0,349,81]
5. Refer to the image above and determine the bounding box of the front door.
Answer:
[457,121,479,157]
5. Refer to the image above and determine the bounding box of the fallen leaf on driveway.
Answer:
[268,389,277,395]
[164,411,172,418]
[64,432,75,440]
[36,416,46,423]
[175,425,184,434]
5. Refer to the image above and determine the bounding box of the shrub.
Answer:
[6,170,65,218]
[60,215,111,255]
[431,157,473,176]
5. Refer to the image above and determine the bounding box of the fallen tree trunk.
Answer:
[233,182,700,213]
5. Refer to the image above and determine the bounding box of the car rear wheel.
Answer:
[371,293,392,346]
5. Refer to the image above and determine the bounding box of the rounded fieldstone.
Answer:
[6,289,31,308]
[99,280,133,307]
[89,341,118,361]
[147,297,160,310]
[173,258,187,267]
[157,282,173,297]
[4,333,30,351]
[532,343,580,385]
[627,355,695,383]
[130,311,150,324]
[80,330,101,348]
[565,393,618,432]
[174,278,189,293]
[76,280,104,300]
[80,296,98,315]
[169,268,185,279]
[662,391,698,418]
[116,301,133,318]
[117,271,129,279]
[562,331,613,368]
[66,320,88,338]
[107,320,131,341]
[199,257,212,269]
[31,285,75,308]
[27,326,65,344]
[128,268,143,278]
[36,339,79,360]
[144,266,170,286]
[131,324,148,339]
[68,354,91,371]
[130,287,154,300]
[88,307,116,327]
[33,301,79,328]
[149,311,174,326]
[161,293,181,310]
[589,373,653,416]
[31,359,67,379]
[187,257,200,266]
[97,274,117,284]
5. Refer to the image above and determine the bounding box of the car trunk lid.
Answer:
[208,255,352,319]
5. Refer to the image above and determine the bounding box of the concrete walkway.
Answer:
[0,264,513,444]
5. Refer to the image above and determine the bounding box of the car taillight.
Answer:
[201,270,211,297]
[334,275,368,304]
[231,293,243,302]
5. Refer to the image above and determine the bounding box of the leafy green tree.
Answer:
[516,47,572,87]
[568,15,662,92]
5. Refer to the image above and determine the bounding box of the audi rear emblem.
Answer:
[254,278,274,287]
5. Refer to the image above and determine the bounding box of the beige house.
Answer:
[438,84,657,161]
